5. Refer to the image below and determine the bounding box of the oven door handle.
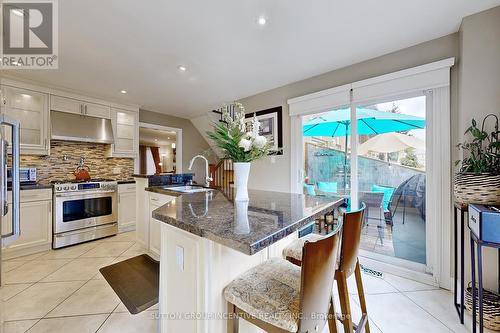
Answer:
[55,190,117,197]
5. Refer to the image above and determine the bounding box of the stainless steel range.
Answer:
[52,179,118,249]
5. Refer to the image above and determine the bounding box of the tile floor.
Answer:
[0,231,492,333]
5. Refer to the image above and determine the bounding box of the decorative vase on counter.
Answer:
[234,162,251,201]
[234,200,250,234]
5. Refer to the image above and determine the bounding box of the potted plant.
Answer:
[207,103,271,201]
[454,114,500,205]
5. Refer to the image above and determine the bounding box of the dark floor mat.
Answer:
[100,254,159,314]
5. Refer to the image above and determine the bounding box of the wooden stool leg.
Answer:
[336,271,353,333]
[328,294,338,333]
[354,261,370,333]
[227,302,239,333]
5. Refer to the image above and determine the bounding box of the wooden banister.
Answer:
[209,159,234,192]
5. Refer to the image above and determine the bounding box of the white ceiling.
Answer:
[7,0,500,117]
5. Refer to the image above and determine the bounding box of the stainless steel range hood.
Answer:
[51,111,114,144]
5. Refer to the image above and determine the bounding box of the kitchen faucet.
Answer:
[188,155,213,187]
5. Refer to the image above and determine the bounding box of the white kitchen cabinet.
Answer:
[0,85,50,155]
[118,183,137,232]
[50,95,110,118]
[83,102,110,118]
[149,202,162,257]
[50,95,82,115]
[1,189,52,259]
[107,107,139,158]
[148,192,175,258]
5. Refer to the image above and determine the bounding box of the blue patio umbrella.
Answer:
[303,108,426,137]
[303,107,426,188]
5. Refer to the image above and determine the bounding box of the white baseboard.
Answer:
[2,243,51,260]
[118,225,136,233]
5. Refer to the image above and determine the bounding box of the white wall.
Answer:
[458,6,500,292]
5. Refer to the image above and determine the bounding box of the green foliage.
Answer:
[456,114,500,174]
[400,148,420,168]
[206,103,271,162]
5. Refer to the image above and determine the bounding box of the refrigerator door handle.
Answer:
[1,114,20,243]
[0,139,6,217]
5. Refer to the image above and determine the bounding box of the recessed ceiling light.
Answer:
[257,16,267,26]
[177,65,187,72]
[120,90,127,94]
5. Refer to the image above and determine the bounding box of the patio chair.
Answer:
[384,175,425,226]
[358,191,385,245]
[304,183,334,233]
[303,183,316,196]
[317,181,338,195]
[311,182,338,232]
[371,185,396,227]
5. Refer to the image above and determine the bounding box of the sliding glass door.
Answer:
[302,94,430,272]
[355,95,428,269]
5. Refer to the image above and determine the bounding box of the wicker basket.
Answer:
[464,283,500,331]
[454,173,500,206]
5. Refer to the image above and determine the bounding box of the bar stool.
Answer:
[224,229,341,333]
[282,204,369,333]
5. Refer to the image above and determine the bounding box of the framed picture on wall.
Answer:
[245,106,283,155]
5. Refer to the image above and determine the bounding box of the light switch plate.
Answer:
[176,245,184,271]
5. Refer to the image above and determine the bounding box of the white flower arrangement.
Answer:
[207,103,271,162]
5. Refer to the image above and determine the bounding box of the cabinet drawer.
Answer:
[149,193,175,206]
[118,184,136,193]
[51,95,82,115]
[84,102,110,118]
[7,189,52,203]
[51,95,110,119]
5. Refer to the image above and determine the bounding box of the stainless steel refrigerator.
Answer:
[0,114,21,287]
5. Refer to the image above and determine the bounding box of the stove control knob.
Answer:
[71,185,77,190]
[56,186,61,191]
[64,186,69,190]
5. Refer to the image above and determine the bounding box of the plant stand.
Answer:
[454,203,467,324]
[470,231,500,333]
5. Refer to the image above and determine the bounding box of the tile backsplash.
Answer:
[15,140,134,183]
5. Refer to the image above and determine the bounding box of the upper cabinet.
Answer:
[1,79,139,158]
[107,107,139,158]
[50,95,110,118]
[0,85,50,155]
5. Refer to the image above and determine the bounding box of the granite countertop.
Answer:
[8,183,53,191]
[20,183,53,190]
[133,173,187,178]
[133,174,154,178]
[117,179,136,184]
[150,188,344,255]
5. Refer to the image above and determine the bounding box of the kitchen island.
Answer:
[149,187,344,333]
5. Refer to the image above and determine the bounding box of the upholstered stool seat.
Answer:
[283,233,324,263]
[223,258,301,332]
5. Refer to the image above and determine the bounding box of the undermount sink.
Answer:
[166,186,213,193]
